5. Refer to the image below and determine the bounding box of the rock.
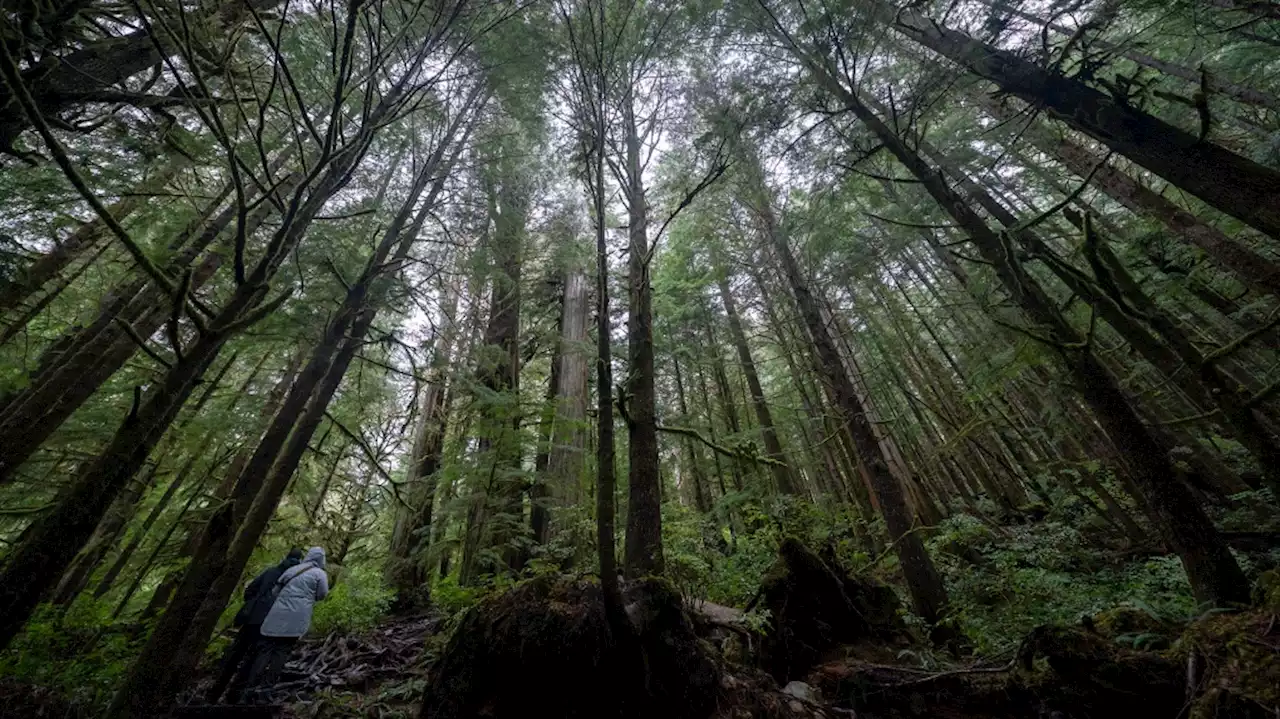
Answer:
[781,681,817,702]
[758,538,907,683]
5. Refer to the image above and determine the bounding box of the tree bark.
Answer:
[539,266,591,539]
[91,449,201,600]
[0,159,183,317]
[459,150,527,583]
[0,169,284,482]
[0,0,284,152]
[735,141,950,627]
[979,96,1280,297]
[622,88,663,578]
[387,284,459,604]
[886,3,1280,239]
[989,1,1280,112]
[673,353,712,512]
[716,268,797,495]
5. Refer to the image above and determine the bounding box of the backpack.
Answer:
[267,562,313,606]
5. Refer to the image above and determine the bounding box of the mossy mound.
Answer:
[758,538,908,683]
[809,604,1280,719]
[1183,609,1280,718]
[419,576,719,719]
[810,624,1182,718]
[1252,570,1280,612]
[1083,605,1176,649]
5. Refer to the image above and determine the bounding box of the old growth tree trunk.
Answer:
[622,88,663,578]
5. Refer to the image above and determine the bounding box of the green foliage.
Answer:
[430,575,484,617]
[310,565,396,636]
[661,495,876,608]
[928,515,1200,654]
[0,600,138,708]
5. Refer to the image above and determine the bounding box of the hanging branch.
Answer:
[211,286,295,335]
[167,269,193,363]
[114,318,174,369]
[0,42,176,296]
[323,410,397,485]
[616,381,786,467]
[646,134,734,264]
[656,423,789,468]
[1201,306,1280,367]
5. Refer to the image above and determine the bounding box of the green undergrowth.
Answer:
[0,598,139,709]
[5,484,1277,713]
[661,484,1280,658]
[928,513,1201,653]
[311,564,396,636]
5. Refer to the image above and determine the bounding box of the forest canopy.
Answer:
[0,0,1278,716]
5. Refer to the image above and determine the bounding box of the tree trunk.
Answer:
[459,154,527,583]
[673,353,712,512]
[0,0,285,152]
[716,268,797,495]
[943,133,1279,495]
[50,462,164,606]
[107,84,483,715]
[788,45,1249,605]
[0,318,231,650]
[51,352,238,605]
[538,265,591,540]
[735,141,950,627]
[988,1,1280,112]
[0,169,285,482]
[112,455,222,620]
[706,317,749,493]
[622,88,663,578]
[887,3,1280,239]
[115,306,378,719]
[979,96,1280,297]
[0,240,112,348]
[387,284,459,604]
[138,348,301,620]
[92,449,202,599]
[0,160,183,317]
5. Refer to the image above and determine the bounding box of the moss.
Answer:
[420,575,720,719]
[1181,610,1280,715]
[758,538,907,683]
[1089,606,1167,636]
[1252,569,1280,612]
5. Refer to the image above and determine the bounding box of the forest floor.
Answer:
[248,544,1280,719]
[4,500,1279,718]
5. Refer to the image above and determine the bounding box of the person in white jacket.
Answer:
[240,546,329,703]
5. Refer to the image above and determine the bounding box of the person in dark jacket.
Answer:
[241,546,330,704]
[205,548,302,704]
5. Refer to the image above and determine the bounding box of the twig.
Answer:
[323,410,396,484]
[1201,306,1280,367]
[883,658,1018,688]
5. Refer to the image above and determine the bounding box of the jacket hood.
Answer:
[304,546,326,568]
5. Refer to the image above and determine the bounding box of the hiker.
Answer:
[241,546,330,703]
[205,548,303,704]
